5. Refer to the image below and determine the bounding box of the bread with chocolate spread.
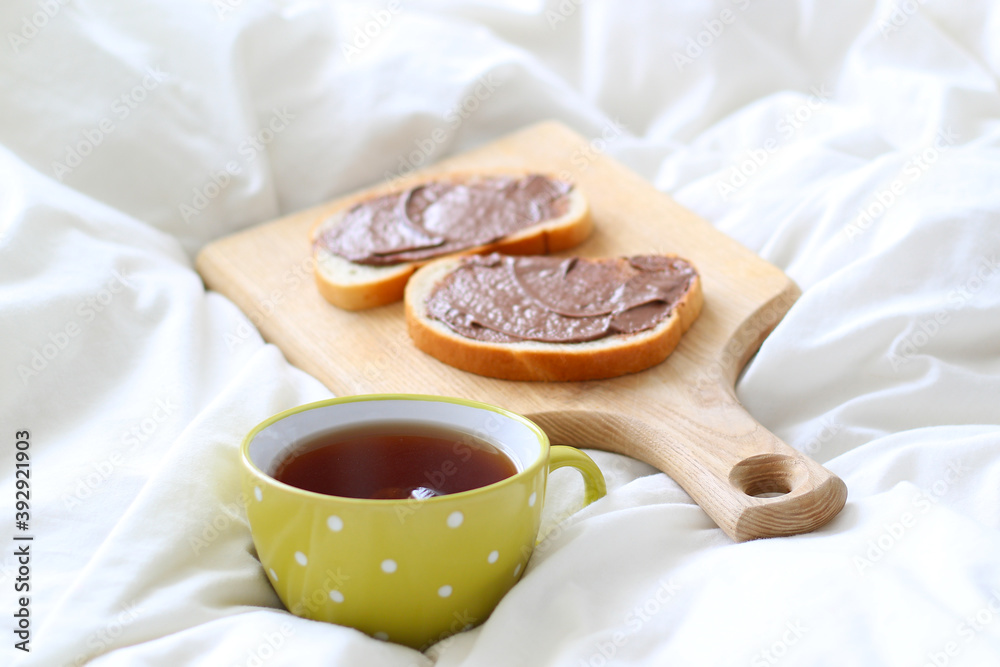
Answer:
[311,172,592,310]
[405,252,703,381]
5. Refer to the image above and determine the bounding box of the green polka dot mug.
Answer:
[240,394,607,650]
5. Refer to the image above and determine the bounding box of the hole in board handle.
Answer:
[729,454,808,500]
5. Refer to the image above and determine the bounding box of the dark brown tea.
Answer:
[272,422,518,499]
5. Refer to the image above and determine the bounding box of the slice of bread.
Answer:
[405,254,703,382]
[311,172,592,311]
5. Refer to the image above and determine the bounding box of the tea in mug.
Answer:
[273,421,518,499]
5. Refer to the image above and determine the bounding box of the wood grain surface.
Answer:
[196,121,847,542]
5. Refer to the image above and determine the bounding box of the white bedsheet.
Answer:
[3,1,1000,665]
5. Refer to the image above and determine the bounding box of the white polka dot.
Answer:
[447,511,464,528]
[528,492,537,507]
[438,585,453,598]
[294,551,308,566]
[268,568,278,581]
[374,632,389,641]
[327,515,343,532]
[381,559,397,573]
[329,590,344,603]
[488,550,499,564]
[254,486,263,502]
[513,563,522,577]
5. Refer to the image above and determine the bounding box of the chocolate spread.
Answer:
[316,175,572,266]
[426,254,697,343]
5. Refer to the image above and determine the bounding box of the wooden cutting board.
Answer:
[196,121,847,542]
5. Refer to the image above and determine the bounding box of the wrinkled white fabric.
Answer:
[2,0,999,665]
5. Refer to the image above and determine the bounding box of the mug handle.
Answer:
[548,445,607,507]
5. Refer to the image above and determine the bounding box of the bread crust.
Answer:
[311,171,592,311]
[404,255,703,382]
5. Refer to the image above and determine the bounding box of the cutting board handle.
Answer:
[530,382,847,542]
